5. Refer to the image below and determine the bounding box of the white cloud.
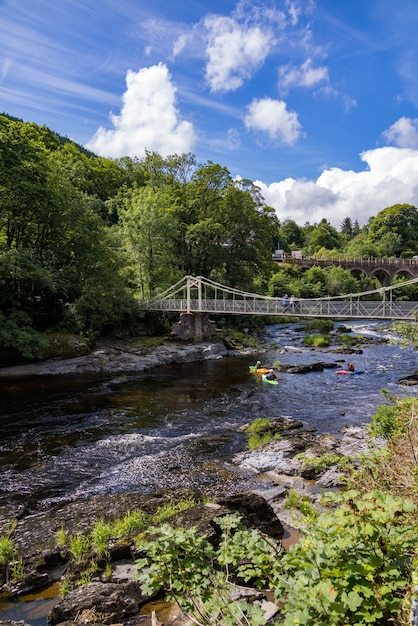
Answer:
[245,98,303,144]
[204,14,273,93]
[278,58,329,92]
[256,146,418,227]
[86,63,196,158]
[383,116,418,148]
[285,0,302,27]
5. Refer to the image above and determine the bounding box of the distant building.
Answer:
[272,249,284,261]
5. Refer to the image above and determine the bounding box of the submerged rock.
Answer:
[397,370,418,385]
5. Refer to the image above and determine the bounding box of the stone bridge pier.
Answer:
[170,312,219,341]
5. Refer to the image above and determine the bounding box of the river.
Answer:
[0,320,416,623]
[0,320,416,514]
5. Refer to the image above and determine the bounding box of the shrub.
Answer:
[136,492,418,626]
[246,418,281,450]
[276,491,417,625]
[303,333,330,347]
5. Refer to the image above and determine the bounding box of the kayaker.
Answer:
[266,369,277,381]
[347,362,355,372]
[255,360,262,369]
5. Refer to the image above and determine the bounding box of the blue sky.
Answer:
[1,0,418,227]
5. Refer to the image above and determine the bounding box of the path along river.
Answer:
[0,320,417,624]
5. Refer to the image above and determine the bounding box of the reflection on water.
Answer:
[0,584,60,626]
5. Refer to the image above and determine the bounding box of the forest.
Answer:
[1,113,418,361]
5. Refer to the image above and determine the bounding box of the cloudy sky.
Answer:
[1,0,418,227]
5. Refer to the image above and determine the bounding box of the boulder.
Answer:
[48,581,146,625]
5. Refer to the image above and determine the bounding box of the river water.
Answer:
[0,320,416,624]
[0,321,416,514]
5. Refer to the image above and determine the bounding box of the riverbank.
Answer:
[0,416,379,626]
[0,338,234,378]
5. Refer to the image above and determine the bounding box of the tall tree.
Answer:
[369,204,418,255]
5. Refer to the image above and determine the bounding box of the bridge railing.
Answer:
[140,275,418,320]
[142,296,418,320]
[282,255,418,266]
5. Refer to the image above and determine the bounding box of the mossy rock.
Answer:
[42,333,91,359]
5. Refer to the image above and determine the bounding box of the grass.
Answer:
[304,319,335,332]
[294,451,351,474]
[282,489,317,518]
[338,334,365,346]
[303,333,330,347]
[246,417,282,450]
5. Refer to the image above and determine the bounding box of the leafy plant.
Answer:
[69,532,91,564]
[136,514,283,625]
[282,489,317,518]
[0,534,17,585]
[91,520,112,557]
[275,490,418,625]
[303,333,330,347]
[294,451,351,475]
[136,493,418,626]
[246,418,281,450]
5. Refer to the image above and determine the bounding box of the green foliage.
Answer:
[276,491,417,625]
[246,418,281,450]
[369,204,418,254]
[303,333,330,347]
[9,559,25,581]
[338,333,365,346]
[69,533,91,564]
[91,520,113,558]
[282,489,317,518]
[150,498,198,524]
[390,320,418,349]
[112,509,151,536]
[56,526,66,547]
[369,399,413,440]
[0,310,48,360]
[136,514,283,625]
[246,418,271,435]
[294,452,350,474]
[304,319,334,332]
[248,431,280,450]
[0,535,16,566]
[0,534,17,586]
[136,493,417,625]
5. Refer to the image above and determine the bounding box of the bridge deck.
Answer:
[143,297,418,320]
[140,275,418,321]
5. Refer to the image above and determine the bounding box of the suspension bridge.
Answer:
[140,275,418,322]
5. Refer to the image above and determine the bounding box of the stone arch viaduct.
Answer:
[289,256,418,285]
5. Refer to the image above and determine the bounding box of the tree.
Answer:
[304,220,341,254]
[279,219,304,250]
[118,185,181,298]
[369,204,418,256]
[340,216,353,237]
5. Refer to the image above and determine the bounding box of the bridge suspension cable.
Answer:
[140,275,418,321]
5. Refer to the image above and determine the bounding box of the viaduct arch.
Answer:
[289,257,418,285]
